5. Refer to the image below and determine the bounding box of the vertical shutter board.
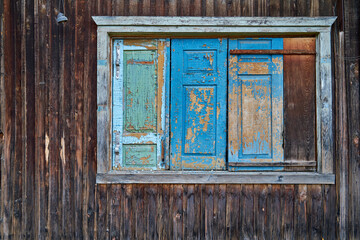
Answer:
[170,38,227,170]
[228,38,284,171]
[112,39,168,170]
[283,38,316,171]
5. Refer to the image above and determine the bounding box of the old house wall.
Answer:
[0,0,359,239]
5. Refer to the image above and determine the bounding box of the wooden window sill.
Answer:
[96,171,335,185]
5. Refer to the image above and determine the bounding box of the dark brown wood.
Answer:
[14,0,23,238]
[230,49,317,55]
[308,185,323,239]
[205,185,214,240]
[226,185,241,239]
[254,185,267,239]
[283,38,316,163]
[0,0,356,239]
[267,185,281,239]
[109,185,121,240]
[344,0,360,238]
[96,184,108,240]
[146,185,158,239]
[294,185,308,240]
[173,185,183,239]
[280,185,294,239]
[241,185,254,239]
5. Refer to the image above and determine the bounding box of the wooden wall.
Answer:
[0,0,358,239]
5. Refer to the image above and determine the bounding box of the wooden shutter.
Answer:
[170,39,227,170]
[228,38,284,171]
[112,39,169,170]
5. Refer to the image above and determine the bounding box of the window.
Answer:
[94,17,336,184]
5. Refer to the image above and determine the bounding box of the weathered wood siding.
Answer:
[0,0,358,239]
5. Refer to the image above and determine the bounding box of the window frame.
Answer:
[93,16,336,184]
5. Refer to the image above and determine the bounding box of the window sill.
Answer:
[96,171,335,185]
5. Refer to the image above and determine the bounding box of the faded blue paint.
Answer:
[170,39,227,170]
[228,38,284,171]
[98,59,107,66]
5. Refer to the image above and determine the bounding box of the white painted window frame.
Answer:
[93,16,336,184]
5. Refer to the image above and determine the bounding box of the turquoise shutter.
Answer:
[228,38,284,171]
[170,39,227,170]
[112,39,169,170]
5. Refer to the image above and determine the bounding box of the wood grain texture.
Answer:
[0,0,349,239]
[283,38,316,164]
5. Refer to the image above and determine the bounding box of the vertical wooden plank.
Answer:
[336,31,349,240]
[254,185,268,239]
[167,0,177,16]
[21,0,36,237]
[294,185,308,240]
[74,0,86,238]
[97,185,108,240]
[1,0,15,238]
[146,185,158,239]
[123,185,133,239]
[180,0,190,15]
[323,185,336,240]
[172,185,183,239]
[109,185,121,240]
[83,0,97,238]
[205,0,215,16]
[241,185,254,239]
[205,185,214,240]
[269,0,280,16]
[280,185,294,240]
[155,0,165,15]
[318,31,333,173]
[112,0,125,15]
[189,0,201,16]
[344,0,360,237]
[48,0,61,238]
[183,185,192,239]
[267,185,281,239]
[214,0,227,16]
[60,0,75,238]
[133,184,145,239]
[159,184,170,240]
[34,0,49,238]
[13,0,23,238]
[308,185,323,239]
[213,184,226,239]
[283,38,316,163]
[226,185,241,240]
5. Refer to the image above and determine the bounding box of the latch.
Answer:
[115,44,120,79]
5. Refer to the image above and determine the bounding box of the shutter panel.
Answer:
[112,39,169,170]
[228,38,284,171]
[170,39,227,170]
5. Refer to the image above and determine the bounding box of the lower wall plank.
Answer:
[94,184,336,239]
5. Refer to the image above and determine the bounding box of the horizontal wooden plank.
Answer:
[92,16,337,27]
[96,172,335,184]
[229,49,316,55]
[229,161,316,167]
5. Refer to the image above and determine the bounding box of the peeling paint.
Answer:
[228,38,284,169]
[60,135,65,166]
[45,134,49,164]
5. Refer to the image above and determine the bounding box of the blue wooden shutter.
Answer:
[228,38,284,171]
[170,39,227,170]
[112,39,169,170]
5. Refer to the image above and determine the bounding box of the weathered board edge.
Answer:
[96,172,335,184]
[92,16,337,27]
